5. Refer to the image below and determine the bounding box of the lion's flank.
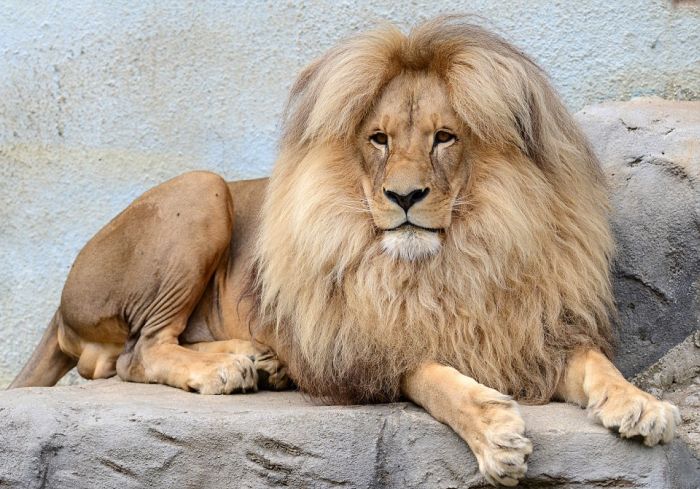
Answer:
[249,16,615,404]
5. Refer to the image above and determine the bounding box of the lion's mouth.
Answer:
[385,222,444,234]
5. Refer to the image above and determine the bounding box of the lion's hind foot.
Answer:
[185,353,258,395]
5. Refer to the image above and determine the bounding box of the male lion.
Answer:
[10,17,680,486]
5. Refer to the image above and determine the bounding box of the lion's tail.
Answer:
[8,310,76,389]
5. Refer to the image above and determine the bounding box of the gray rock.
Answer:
[0,380,697,489]
[576,98,700,377]
[633,332,700,459]
[633,332,700,396]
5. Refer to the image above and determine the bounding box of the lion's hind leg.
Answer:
[184,339,290,391]
[112,268,261,395]
[57,171,258,395]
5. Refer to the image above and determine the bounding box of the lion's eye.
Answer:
[370,132,388,147]
[434,130,456,145]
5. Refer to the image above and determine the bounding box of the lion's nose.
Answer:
[383,187,430,212]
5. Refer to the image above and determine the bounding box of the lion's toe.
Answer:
[479,433,531,487]
[254,352,291,391]
[474,402,531,487]
[636,400,680,446]
[188,354,258,395]
[590,389,680,446]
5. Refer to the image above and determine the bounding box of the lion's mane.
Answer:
[250,17,614,404]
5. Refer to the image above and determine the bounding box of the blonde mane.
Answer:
[250,17,614,404]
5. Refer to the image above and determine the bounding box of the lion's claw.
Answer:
[588,386,681,446]
[480,429,532,487]
[254,350,290,390]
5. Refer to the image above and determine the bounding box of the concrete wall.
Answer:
[1,1,699,386]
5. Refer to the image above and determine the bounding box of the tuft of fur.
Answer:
[250,16,614,404]
[381,227,443,261]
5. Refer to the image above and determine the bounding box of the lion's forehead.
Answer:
[371,73,458,135]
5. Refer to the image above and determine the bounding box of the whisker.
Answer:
[451,198,474,214]
[335,201,371,215]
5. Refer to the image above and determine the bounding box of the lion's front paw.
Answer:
[467,392,533,487]
[588,385,681,446]
[479,427,532,487]
[187,353,258,395]
[254,350,291,391]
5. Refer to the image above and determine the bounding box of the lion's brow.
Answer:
[405,93,415,128]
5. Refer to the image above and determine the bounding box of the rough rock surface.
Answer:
[633,331,700,459]
[0,380,698,489]
[576,98,700,378]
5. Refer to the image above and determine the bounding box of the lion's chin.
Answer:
[381,226,442,261]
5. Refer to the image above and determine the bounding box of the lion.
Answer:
[9,17,680,486]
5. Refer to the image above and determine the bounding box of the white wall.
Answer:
[1,0,699,385]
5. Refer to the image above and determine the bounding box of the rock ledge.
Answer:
[0,380,698,488]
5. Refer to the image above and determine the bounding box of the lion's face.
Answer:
[358,72,470,261]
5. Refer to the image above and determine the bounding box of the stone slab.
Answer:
[0,380,698,488]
